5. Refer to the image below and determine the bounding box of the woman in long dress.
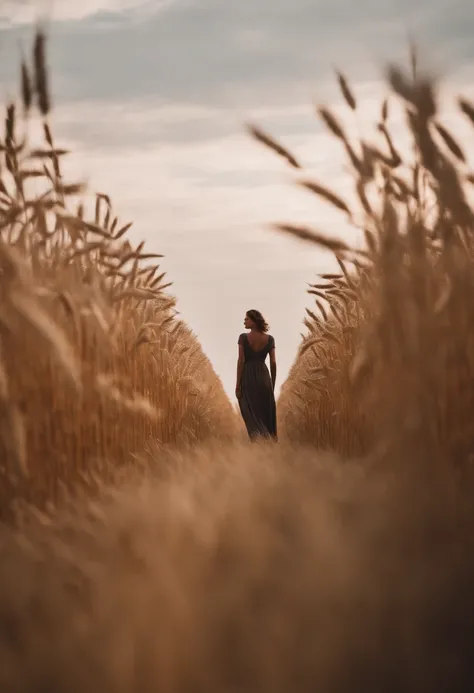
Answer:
[235,309,277,441]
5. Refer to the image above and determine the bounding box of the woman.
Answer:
[235,309,277,441]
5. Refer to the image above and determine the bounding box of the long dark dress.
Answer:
[238,333,277,441]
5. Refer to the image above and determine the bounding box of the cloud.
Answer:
[0,0,179,25]
[1,0,474,109]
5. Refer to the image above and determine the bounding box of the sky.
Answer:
[0,0,474,398]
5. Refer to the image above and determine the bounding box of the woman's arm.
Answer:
[269,347,277,391]
[235,343,245,398]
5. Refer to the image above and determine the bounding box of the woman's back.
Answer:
[239,333,274,362]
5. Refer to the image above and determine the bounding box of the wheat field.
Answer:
[0,32,239,518]
[2,31,474,691]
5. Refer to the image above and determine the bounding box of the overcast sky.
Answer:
[1,0,474,398]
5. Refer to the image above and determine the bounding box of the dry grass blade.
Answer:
[305,307,321,323]
[56,183,86,196]
[5,104,15,170]
[336,255,356,289]
[300,180,352,217]
[409,39,418,80]
[387,65,414,103]
[356,179,373,216]
[459,97,474,125]
[43,122,53,147]
[247,124,300,169]
[317,106,345,140]
[153,281,173,293]
[97,193,111,206]
[30,148,69,159]
[114,222,133,240]
[137,253,165,261]
[434,122,466,162]
[33,28,50,116]
[315,299,328,320]
[20,59,32,114]
[336,70,357,110]
[273,224,350,252]
[83,220,111,239]
[308,288,330,300]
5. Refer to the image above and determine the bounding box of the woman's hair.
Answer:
[246,309,269,333]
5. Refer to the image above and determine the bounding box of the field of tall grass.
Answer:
[2,33,474,692]
[0,32,238,517]
[275,59,474,471]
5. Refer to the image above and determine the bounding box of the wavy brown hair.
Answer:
[246,309,269,333]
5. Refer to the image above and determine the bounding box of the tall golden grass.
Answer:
[3,440,474,692]
[0,32,237,517]
[249,54,474,468]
